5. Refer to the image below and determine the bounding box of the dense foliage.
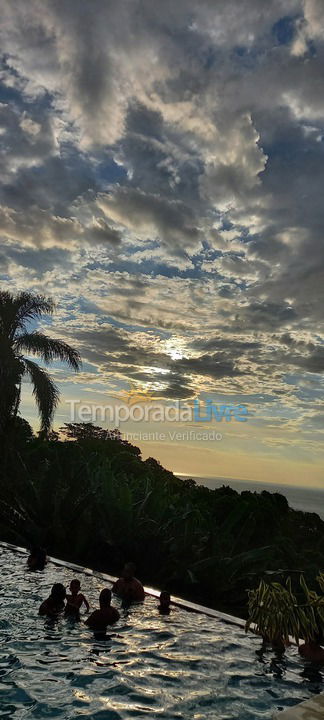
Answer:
[1,423,324,617]
[246,573,324,645]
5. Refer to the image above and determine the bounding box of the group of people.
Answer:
[26,547,324,664]
[28,548,171,634]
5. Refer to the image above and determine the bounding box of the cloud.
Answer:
[0,102,57,179]
[200,112,268,209]
[97,187,201,257]
[2,0,324,459]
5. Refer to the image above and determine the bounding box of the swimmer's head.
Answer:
[123,562,136,580]
[99,588,112,608]
[70,579,81,594]
[159,591,171,608]
[28,546,46,566]
[51,583,66,602]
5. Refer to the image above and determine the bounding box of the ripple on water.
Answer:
[0,545,323,719]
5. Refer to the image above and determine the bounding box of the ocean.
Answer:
[178,476,324,520]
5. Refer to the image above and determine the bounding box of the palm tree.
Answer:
[0,291,81,436]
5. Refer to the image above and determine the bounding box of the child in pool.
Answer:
[85,588,120,631]
[39,583,66,617]
[158,591,171,615]
[66,579,89,614]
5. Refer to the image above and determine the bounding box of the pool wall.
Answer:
[273,693,324,718]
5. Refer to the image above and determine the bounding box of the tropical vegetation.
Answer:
[246,573,324,646]
[0,291,81,437]
[1,420,324,617]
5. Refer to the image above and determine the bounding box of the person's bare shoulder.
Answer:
[39,600,49,615]
[133,579,145,598]
[85,610,98,626]
[112,578,123,592]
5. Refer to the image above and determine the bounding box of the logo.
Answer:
[67,385,249,427]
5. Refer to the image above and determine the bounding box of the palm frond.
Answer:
[23,358,59,432]
[1,291,80,433]
[16,332,81,370]
[14,292,54,323]
[0,291,54,339]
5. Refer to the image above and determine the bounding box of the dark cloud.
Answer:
[0,151,97,214]
[191,336,261,353]
[67,323,243,399]
[176,353,241,379]
[231,301,298,331]
[120,100,203,202]
[97,187,201,257]
[0,102,56,179]
[86,219,121,245]
[288,348,324,374]
[125,102,164,140]
[1,0,324,429]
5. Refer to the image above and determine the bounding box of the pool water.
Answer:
[0,546,322,719]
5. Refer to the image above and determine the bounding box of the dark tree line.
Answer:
[1,421,324,617]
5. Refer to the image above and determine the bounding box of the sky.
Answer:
[1,0,324,487]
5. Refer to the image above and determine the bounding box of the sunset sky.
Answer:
[1,1,324,486]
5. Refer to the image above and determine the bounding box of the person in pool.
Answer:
[158,591,171,615]
[27,546,47,571]
[299,633,324,664]
[112,562,145,603]
[65,579,89,614]
[85,588,120,631]
[39,583,66,616]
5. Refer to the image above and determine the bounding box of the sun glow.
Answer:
[164,338,187,360]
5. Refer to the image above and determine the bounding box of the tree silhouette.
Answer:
[0,291,81,436]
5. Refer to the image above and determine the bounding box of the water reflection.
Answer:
[0,546,322,720]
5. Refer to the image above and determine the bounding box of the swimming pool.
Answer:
[0,545,322,719]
